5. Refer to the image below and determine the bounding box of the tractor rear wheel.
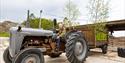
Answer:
[65,33,88,63]
[14,48,44,63]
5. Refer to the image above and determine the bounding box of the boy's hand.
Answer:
[57,36,60,38]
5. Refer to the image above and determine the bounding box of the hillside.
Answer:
[0,21,18,32]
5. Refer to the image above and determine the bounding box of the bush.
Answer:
[96,31,107,41]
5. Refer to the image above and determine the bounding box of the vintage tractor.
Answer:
[3,19,88,63]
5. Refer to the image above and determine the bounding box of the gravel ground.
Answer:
[0,37,125,63]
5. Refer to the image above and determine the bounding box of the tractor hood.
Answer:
[10,27,53,36]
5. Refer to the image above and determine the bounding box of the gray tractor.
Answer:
[3,19,88,63]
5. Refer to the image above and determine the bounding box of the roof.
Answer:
[75,19,125,31]
[106,19,125,31]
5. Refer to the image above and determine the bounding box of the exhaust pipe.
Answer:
[53,19,57,33]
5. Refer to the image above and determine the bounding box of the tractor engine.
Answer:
[21,36,54,54]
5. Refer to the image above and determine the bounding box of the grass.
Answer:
[0,32,10,37]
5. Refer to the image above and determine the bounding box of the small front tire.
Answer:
[3,47,12,63]
[14,48,44,63]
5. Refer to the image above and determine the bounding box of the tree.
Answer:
[64,0,80,27]
[87,0,109,40]
[22,18,53,30]
[87,0,109,30]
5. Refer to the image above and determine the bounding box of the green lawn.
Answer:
[0,32,10,37]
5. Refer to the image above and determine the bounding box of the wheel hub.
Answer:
[74,41,87,61]
[75,42,83,56]
[25,57,36,63]
[22,54,40,63]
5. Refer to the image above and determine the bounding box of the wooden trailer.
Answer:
[74,24,108,48]
[73,19,125,54]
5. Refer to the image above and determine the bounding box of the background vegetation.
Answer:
[0,32,9,37]
[87,0,109,41]
[23,18,54,30]
[96,31,107,41]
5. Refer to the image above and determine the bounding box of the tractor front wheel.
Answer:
[13,48,44,63]
[3,47,12,63]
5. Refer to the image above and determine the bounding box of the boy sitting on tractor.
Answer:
[56,22,66,50]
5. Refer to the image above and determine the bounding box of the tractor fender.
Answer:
[65,30,84,40]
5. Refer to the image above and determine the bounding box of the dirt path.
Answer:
[0,37,125,63]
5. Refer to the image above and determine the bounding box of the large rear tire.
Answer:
[65,33,88,63]
[13,48,44,63]
[3,47,12,63]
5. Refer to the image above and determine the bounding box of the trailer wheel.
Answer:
[14,48,44,63]
[65,33,88,63]
[3,47,12,63]
[101,44,108,54]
